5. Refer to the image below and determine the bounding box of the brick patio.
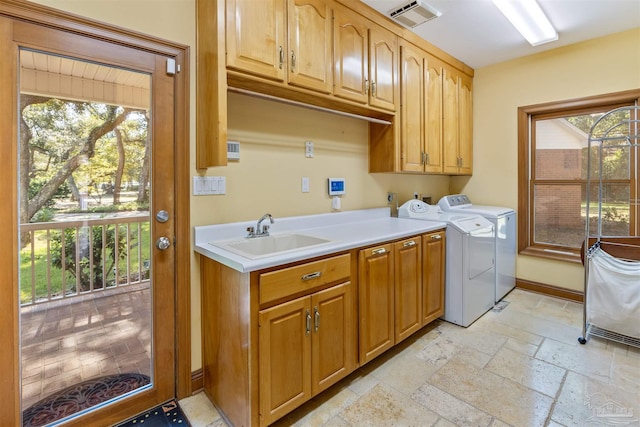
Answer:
[20,282,151,410]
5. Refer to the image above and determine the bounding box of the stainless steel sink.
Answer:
[209,233,333,259]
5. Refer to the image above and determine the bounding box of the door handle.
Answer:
[156,236,171,250]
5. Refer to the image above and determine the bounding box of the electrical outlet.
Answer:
[305,141,314,158]
[302,177,310,193]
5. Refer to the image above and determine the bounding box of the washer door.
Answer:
[466,227,495,279]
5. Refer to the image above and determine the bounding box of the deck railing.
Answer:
[20,214,150,306]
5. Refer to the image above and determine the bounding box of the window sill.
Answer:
[519,247,583,264]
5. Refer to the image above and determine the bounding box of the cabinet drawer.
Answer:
[260,254,350,304]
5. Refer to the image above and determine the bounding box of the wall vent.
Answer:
[227,140,240,160]
[388,0,441,28]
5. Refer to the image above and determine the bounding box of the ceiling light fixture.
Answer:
[492,0,558,46]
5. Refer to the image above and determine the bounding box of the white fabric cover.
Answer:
[587,246,640,339]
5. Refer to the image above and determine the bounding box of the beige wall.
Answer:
[28,0,450,371]
[23,0,640,371]
[454,28,640,293]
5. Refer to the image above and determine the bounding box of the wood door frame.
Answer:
[0,1,191,425]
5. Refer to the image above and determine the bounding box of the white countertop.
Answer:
[194,208,446,272]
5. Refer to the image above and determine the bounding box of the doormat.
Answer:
[492,300,510,312]
[116,400,190,426]
[22,373,150,427]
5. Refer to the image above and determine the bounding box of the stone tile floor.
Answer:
[179,289,640,427]
[20,283,151,410]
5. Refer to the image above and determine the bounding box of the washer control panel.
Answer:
[440,194,472,209]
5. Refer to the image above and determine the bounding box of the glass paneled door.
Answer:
[3,18,177,426]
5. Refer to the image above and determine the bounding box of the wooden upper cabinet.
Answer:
[287,0,333,93]
[333,3,369,104]
[399,43,445,174]
[368,24,397,112]
[458,74,473,175]
[400,41,424,173]
[424,54,444,173]
[443,65,473,175]
[226,0,286,81]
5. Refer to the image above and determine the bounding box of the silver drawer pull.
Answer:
[302,271,322,281]
[431,234,442,241]
[371,248,387,255]
[403,240,416,247]
[305,310,311,335]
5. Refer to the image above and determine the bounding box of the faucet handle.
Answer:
[262,225,270,234]
[246,226,255,236]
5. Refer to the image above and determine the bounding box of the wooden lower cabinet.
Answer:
[201,231,444,426]
[358,231,445,365]
[394,236,423,343]
[358,243,395,364]
[422,230,446,324]
[259,281,355,426]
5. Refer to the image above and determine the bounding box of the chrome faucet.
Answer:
[247,213,274,238]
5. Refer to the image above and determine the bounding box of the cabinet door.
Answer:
[287,0,332,93]
[422,231,445,325]
[424,54,444,174]
[394,237,423,342]
[358,243,394,364]
[442,65,460,174]
[368,24,397,111]
[333,4,369,104]
[226,0,286,81]
[311,281,356,395]
[259,296,311,426]
[458,74,473,175]
[400,42,425,173]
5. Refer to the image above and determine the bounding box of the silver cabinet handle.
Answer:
[424,152,429,165]
[156,237,171,250]
[371,81,377,97]
[278,46,284,69]
[314,306,320,332]
[291,50,296,71]
[430,234,442,241]
[301,271,321,281]
[371,247,387,255]
[364,79,369,95]
[305,310,311,335]
[403,240,417,247]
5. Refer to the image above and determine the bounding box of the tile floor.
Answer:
[20,283,151,409]
[179,289,640,427]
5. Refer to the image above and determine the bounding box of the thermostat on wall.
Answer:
[328,178,345,196]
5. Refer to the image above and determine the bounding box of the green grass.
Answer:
[20,222,150,304]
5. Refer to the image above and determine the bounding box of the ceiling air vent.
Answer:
[388,0,441,28]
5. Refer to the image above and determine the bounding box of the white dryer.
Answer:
[438,194,516,302]
[398,200,496,327]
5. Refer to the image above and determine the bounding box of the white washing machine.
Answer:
[438,194,516,302]
[398,200,496,327]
